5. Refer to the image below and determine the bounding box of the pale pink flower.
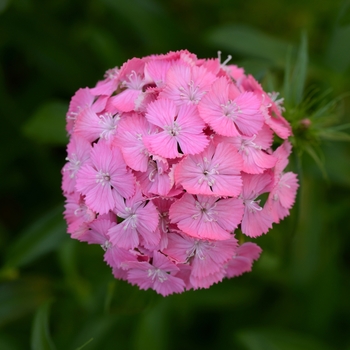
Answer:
[219,125,277,174]
[76,142,135,215]
[74,107,121,144]
[144,98,209,158]
[108,188,160,250]
[63,50,298,295]
[240,173,274,237]
[164,232,238,289]
[62,135,91,194]
[152,197,177,250]
[66,88,95,134]
[63,192,96,234]
[267,141,299,222]
[198,76,264,137]
[160,63,216,105]
[126,251,185,296]
[225,242,262,278]
[175,142,243,197]
[239,75,291,139]
[144,59,172,88]
[135,156,173,197]
[90,66,120,96]
[114,114,156,172]
[108,57,151,112]
[72,213,114,244]
[169,193,244,240]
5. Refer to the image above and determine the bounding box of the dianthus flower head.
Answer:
[62,49,298,296]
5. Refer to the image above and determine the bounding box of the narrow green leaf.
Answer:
[283,45,293,104]
[22,101,68,145]
[304,145,327,179]
[31,301,56,350]
[318,130,350,141]
[104,280,116,314]
[291,32,308,105]
[75,338,93,350]
[4,206,66,269]
[206,25,293,68]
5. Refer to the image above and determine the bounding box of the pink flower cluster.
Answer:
[62,50,298,296]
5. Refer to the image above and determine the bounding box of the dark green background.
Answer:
[1,0,350,349]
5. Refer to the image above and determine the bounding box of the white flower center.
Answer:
[99,113,120,140]
[221,100,242,120]
[179,80,204,104]
[164,121,181,137]
[197,157,219,187]
[147,268,168,283]
[96,171,111,186]
[123,70,146,90]
[65,153,81,178]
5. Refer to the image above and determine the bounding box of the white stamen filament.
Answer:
[245,199,263,213]
[147,268,168,283]
[65,153,81,178]
[221,100,242,120]
[99,113,120,140]
[96,170,111,186]
[123,70,145,90]
[101,240,112,251]
[197,158,219,187]
[164,121,181,137]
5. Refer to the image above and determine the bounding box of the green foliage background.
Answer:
[1,0,350,349]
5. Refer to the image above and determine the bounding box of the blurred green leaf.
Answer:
[236,328,332,350]
[0,277,51,326]
[75,338,93,350]
[4,206,66,269]
[291,33,308,105]
[76,25,126,68]
[57,239,93,309]
[102,0,173,52]
[206,25,293,68]
[318,129,350,141]
[133,300,168,350]
[71,315,117,350]
[22,101,67,146]
[31,301,56,350]
[0,0,10,14]
[0,333,20,350]
[326,1,350,72]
